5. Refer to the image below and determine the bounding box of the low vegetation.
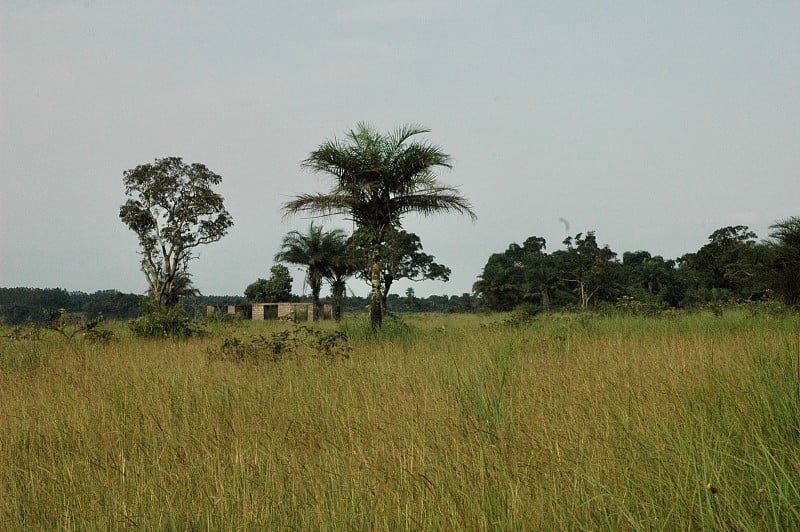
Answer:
[1,306,798,529]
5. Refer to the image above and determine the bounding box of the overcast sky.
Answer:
[1,1,798,298]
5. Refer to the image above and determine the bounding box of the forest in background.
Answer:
[2,219,798,325]
[473,223,797,312]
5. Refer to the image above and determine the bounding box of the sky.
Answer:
[1,1,798,299]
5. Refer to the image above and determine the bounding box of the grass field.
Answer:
[1,308,799,529]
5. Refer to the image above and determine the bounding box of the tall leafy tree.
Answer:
[677,225,769,304]
[701,226,758,294]
[518,236,560,311]
[275,223,347,321]
[557,232,620,309]
[621,251,680,306]
[351,227,451,313]
[119,157,233,309]
[283,123,475,328]
[245,264,294,303]
[473,236,558,311]
[473,247,526,311]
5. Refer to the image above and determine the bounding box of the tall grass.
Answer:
[1,309,798,529]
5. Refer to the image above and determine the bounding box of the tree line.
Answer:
[243,223,452,320]
[9,123,794,328]
[4,218,797,325]
[474,220,800,312]
[0,288,142,325]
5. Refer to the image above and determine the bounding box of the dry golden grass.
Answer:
[1,308,798,529]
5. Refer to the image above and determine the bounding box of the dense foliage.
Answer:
[283,123,475,328]
[475,222,800,311]
[350,227,451,312]
[128,303,201,339]
[274,224,349,321]
[0,288,142,325]
[119,157,233,309]
[338,291,480,314]
[7,217,799,321]
[244,265,294,303]
[769,216,800,306]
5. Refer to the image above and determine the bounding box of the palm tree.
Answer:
[769,216,800,307]
[275,223,347,320]
[326,247,356,322]
[149,270,200,308]
[283,123,476,328]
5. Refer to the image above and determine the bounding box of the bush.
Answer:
[506,302,540,326]
[208,324,350,364]
[614,295,668,316]
[129,305,203,339]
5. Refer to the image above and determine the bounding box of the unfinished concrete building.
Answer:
[207,302,332,321]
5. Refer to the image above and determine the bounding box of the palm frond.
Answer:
[390,124,430,148]
[390,189,477,221]
[286,123,476,235]
[282,193,355,219]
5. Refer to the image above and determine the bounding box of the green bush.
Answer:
[208,324,351,364]
[129,304,202,339]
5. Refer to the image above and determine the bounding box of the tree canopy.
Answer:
[119,157,233,309]
[769,217,800,306]
[283,123,475,328]
[351,227,451,313]
[275,223,348,321]
[245,264,294,303]
[475,222,796,313]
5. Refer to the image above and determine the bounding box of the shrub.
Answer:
[505,303,539,326]
[614,295,668,316]
[129,304,202,339]
[208,324,350,364]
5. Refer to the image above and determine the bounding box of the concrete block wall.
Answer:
[252,303,279,320]
[226,304,252,319]
[209,302,328,321]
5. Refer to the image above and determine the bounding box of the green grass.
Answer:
[1,309,798,529]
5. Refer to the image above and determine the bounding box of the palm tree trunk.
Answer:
[381,274,394,316]
[370,247,383,329]
[311,275,322,321]
[333,291,343,321]
[331,280,345,321]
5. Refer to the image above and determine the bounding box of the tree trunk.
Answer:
[542,289,551,312]
[331,282,344,322]
[311,275,322,321]
[151,275,176,310]
[369,247,383,329]
[162,257,179,310]
[579,281,588,309]
[381,275,394,316]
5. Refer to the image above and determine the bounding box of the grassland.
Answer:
[1,308,799,530]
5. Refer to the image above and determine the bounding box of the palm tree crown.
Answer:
[283,123,476,328]
[325,237,356,322]
[274,223,347,320]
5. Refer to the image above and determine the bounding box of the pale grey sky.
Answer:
[1,1,798,298]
